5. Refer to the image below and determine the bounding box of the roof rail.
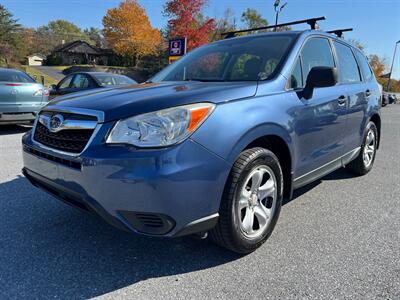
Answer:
[327,28,353,38]
[221,16,326,39]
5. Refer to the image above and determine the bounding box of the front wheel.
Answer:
[209,148,283,254]
[347,121,378,175]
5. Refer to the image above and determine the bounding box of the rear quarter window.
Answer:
[354,50,373,81]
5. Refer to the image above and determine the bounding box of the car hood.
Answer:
[48,81,258,122]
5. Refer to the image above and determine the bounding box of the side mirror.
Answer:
[49,84,57,90]
[303,67,338,100]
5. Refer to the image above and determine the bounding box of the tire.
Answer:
[209,147,283,254]
[347,121,378,175]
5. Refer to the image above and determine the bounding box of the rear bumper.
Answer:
[0,102,46,124]
[0,112,36,124]
[22,132,230,237]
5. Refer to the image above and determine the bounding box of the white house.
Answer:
[26,54,44,66]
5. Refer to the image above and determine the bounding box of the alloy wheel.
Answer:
[237,165,277,239]
[363,129,376,167]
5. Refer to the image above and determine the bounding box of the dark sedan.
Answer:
[50,72,137,97]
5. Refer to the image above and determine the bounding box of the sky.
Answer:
[3,0,400,78]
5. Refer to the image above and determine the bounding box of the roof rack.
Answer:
[326,28,353,38]
[221,16,326,39]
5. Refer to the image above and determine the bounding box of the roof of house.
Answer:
[53,40,114,56]
[26,53,45,59]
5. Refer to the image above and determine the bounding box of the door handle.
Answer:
[365,90,371,98]
[337,95,347,105]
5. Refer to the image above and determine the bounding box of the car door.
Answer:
[333,43,373,153]
[289,37,349,179]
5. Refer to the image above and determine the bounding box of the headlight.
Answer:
[106,103,215,147]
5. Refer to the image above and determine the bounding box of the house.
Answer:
[51,40,116,65]
[26,54,44,66]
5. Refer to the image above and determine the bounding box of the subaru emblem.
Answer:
[49,114,64,132]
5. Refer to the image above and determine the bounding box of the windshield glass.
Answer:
[94,74,136,86]
[151,35,294,82]
[0,70,35,83]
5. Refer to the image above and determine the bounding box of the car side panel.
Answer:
[344,79,380,152]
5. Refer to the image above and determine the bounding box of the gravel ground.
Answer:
[0,105,399,299]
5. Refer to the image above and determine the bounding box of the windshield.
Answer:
[94,74,136,86]
[151,35,294,82]
[0,70,35,83]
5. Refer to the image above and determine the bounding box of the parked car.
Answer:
[388,93,398,104]
[22,29,381,254]
[50,72,137,97]
[382,91,390,107]
[0,68,49,125]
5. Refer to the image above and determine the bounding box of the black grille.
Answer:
[25,146,81,170]
[33,122,94,153]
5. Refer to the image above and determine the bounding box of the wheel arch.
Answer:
[226,124,295,200]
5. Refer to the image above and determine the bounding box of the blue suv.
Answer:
[22,29,381,253]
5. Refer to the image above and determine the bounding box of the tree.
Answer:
[84,27,104,48]
[369,54,389,89]
[103,0,161,66]
[0,5,23,65]
[369,54,387,78]
[348,39,365,53]
[164,0,215,51]
[0,42,12,66]
[212,8,236,41]
[34,20,90,56]
[241,8,268,29]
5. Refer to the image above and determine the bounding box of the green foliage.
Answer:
[241,8,268,29]
[84,27,104,48]
[34,20,94,56]
[212,8,236,41]
[0,5,24,65]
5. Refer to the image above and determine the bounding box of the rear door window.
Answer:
[300,38,335,80]
[70,74,89,88]
[334,41,361,83]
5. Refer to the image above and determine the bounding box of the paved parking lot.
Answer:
[0,106,399,299]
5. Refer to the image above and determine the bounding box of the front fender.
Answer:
[191,96,295,166]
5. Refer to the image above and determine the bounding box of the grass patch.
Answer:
[22,65,58,87]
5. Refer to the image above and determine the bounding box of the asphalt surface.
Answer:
[0,106,399,299]
[33,66,65,81]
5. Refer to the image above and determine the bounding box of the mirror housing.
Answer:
[303,66,338,100]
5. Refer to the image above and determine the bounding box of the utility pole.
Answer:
[387,40,400,92]
[274,0,288,31]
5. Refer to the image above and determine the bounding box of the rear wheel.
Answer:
[209,147,283,254]
[347,121,378,175]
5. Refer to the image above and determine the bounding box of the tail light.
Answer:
[33,89,50,97]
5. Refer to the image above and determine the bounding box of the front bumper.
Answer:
[22,130,231,237]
